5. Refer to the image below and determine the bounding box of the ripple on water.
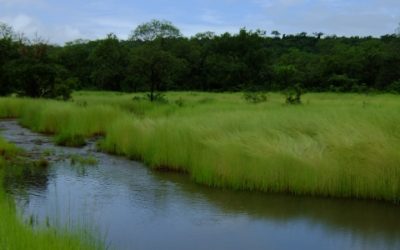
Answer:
[1,120,400,250]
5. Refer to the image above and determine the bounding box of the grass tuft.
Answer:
[1,91,400,203]
[0,135,103,249]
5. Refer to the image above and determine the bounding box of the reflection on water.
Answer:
[3,164,50,195]
[1,120,400,250]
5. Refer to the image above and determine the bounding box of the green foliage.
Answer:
[145,92,169,103]
[0,183,102,250]
[0,22,15,40]
[0,35,75,99]
[129,43,184,101]
[284,84,303,104]
[2,92,400,203]
[2,21,400,94]
[129,19,182,41]
[70,154,98,166]
[55,133,86,147]
[52,78,75,100]
[388,80,400,94]
[273,64,299,90]
[0,136,102,249]
[242,91,267,103]
[88,33,127,91]
[0,137,20,162]
[33,157,50,168]
[328,74,360,92]
[175,97,185,107]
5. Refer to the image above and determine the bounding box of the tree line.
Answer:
[1,20,400,100]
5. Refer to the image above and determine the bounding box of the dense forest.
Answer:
[1,20,400,99]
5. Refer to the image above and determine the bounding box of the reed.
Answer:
[0,137,103,250]
[1,92,399,202]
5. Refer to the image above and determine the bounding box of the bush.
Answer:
[388,80,400,94]
[175,97,185,107]
[242,92,267,104]
[284,84,302,105]
[132,96,145,101]
[328,74,359,92]
[55,133,86,147]
[145,92,168,103]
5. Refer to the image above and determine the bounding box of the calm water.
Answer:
[1,120,400,250]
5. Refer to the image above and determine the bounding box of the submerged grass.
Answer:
[1,92,400,203]
[70,154,98,166]
[0,136,102,250]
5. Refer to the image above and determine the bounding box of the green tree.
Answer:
[3,34,73,99]
[273,64,299,90]
[58,39,93,89]
[0,22,15,40]
[128,44,183,101]
[129,20,181,41]
[271,30,281,39]
[313,32,324,39]
[0,23,19,95]
[88,33,127,90]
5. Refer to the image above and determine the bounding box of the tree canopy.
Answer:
[1,19,400,99]
[129,19,182,41]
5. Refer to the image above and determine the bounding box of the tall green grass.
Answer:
[0,137,102,250]
[1,92,400,202]
[0,195,101,250]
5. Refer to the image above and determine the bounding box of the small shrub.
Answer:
[42,148,55,157]
[388,80,400,94]
[243,92,267,104]
[146,92,168,103]
[132,96,144,101]
[55,133,86,147]
[351,83,369,93]
[175,97,185,107]
[44,77,77,101]
[327,74,358,92]
[70,154,98,166]
[33,158,49,168]
[198,97,214,104]
[284,84,303,105]
[76,100,88,107]
[53,83,72,101]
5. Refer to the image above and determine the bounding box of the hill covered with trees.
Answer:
[1,20,400,99]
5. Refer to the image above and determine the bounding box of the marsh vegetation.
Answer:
[1,91,400,203]
[1,119,400,250]
[0,135,102,250]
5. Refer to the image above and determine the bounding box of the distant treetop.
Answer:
[129,19,182,41]
[0,22,15,40]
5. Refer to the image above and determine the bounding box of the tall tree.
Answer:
[88,33,127,91]
[129,20,182,41]
[58,39,93,89]
[0,23,19,95]
[128,43,184,101]
[271,30,281,39]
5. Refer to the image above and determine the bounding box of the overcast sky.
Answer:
[0,0,399,44]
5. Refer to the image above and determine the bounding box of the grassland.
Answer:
[0,137,102,250]
[0,92,400,203]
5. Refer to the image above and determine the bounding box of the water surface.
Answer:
[1,120,399,250]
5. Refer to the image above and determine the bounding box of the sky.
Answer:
[0,0,399,44]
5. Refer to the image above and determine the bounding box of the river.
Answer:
[1,120,399,250]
